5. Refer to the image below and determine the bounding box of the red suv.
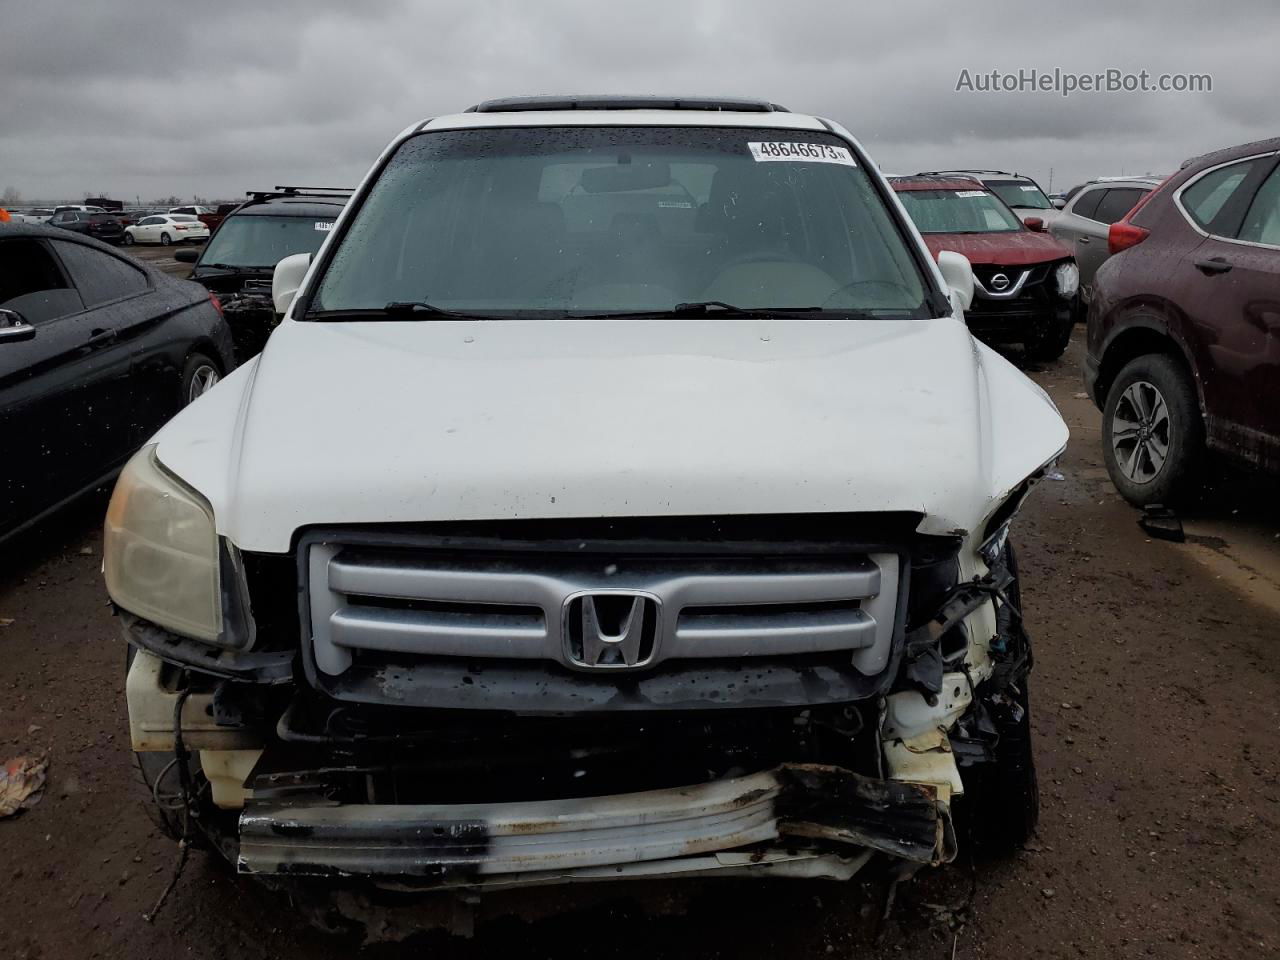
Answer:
[1085,137,1280,505]
[891,176,1079,360]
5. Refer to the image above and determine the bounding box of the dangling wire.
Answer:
[144,685,193,923]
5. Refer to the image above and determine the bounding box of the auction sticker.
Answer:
[748,142,856,166]
[314,221,334,231]
[955,190,987,198]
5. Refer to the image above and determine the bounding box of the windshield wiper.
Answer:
[572,301,831,320]
[305,301,492,322]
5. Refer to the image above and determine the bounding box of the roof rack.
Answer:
[918,169,1026,179]
[246,186,354,202]
[466,95,788,114]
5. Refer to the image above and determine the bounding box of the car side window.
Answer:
[1092,188,1147,225]
[1070,188,1104,221]
[51,240,150,307]
[1237,165,1280,246]
[0,238,84,323]
[1181,159,1259,233]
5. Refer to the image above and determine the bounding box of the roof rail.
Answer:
[918,169,1023,178]
[245,186,354,202]
[466,95,788,114]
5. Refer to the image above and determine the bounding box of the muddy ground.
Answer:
[2,327,1278,960]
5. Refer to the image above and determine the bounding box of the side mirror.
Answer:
[1051,197,1067,210]
[0,308,36,343]
[174,247,199,263]
[936,250,974,313]
[1024,216,1045,232]
[272,252,312,316]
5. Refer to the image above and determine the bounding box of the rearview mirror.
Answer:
[936,250,974,313]
[1024,216,1045,232]
[174,247,198,263]
[0,308,36,343]
[1051,197,1067,210]
[272,252,312,316]
[579,160,672,193]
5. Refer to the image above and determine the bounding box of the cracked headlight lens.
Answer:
[104,445,221,642]
[1054,261,1080,300]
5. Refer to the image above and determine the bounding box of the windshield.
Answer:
[199,214,336,269]
[311,126,932,319]
[985,179,1051,210]
[895,188,1025,234]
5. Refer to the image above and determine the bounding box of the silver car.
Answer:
[1049,176,1163,297]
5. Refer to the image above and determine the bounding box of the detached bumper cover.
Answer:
[237,763,955,883]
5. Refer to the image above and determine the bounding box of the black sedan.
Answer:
[48,209,126,244]
[0,223,235,541]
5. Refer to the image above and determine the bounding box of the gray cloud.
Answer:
[0,0,1275,203]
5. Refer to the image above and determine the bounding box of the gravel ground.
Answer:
[2,330,1277,960]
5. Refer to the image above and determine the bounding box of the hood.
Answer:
[921,230,1071,267]
[153,317,1068,554]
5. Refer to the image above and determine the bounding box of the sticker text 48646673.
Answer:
[747,142,857,166]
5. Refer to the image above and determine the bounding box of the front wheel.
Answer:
[160,232,172,246]
[123,232,135,246]
[1102,353,1204,506]
[1024,303,1074,362]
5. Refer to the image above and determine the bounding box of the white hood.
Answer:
[153,316,1068,554]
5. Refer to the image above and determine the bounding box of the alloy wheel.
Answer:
[1111,379,1171,484]
[187,364,220,403]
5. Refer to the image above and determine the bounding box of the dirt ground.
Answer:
[2,329,1278,960]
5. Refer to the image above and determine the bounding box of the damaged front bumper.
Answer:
[237,762,955,889]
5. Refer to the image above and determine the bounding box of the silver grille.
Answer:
[307,543,899,676]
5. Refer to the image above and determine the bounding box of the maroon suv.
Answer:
[891,176,1079,360]
[1086,137,1280,506]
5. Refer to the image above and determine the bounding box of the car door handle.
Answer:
[1194,257,1233,276]
[1076,236,1090,244]
[87,327,118,345]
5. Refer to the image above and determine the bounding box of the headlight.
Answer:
[1054,262,1080,300]
[104,445,221,642]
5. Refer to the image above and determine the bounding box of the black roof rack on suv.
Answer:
[918,169,1025,179]
[245,186,354,202]
[466,95,788,114]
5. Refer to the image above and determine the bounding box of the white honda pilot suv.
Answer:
[105,95,1067,928]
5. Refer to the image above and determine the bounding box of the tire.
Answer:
[1102,353,1204,507]
[1024,303,1074,362]
[954,543,1039,855]
[180,353,221,405]
[968,679,1039,854]
[160,232,172,246]
[123,232,135,246]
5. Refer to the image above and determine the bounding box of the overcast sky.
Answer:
[1,0,1275,204]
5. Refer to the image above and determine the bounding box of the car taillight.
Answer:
[1108,221,1150,255]
[208,292,224,317]
[1107,173,1174,255]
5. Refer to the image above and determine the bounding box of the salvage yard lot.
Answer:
[2,331,1278,960]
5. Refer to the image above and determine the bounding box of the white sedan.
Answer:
[124,214,209,246]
